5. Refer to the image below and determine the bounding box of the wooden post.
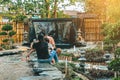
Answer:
[65,58,68,76]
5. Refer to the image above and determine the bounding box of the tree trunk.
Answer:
[45,0,50,18]
[53,0,57,18]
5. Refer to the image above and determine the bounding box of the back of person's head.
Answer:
[39,31,45,37]
[38,34,44,41]
[44,37,49,43]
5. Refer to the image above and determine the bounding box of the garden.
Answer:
[54,44,120,80]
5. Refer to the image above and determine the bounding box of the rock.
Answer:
[18,76,53,80]
[0,49,21,56]
[27,61,65,80]
[39,70,64,80]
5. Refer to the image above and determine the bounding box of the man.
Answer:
[26,34,51,63]
[39,29,56,49]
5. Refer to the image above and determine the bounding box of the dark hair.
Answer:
[38,34,44,41]
[44,37,49,43]
[39,31,45,36]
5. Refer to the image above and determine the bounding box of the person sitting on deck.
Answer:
[44,37,61,64]
[26,34,52,63]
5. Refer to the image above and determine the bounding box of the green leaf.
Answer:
[2,24,13,31]
[2,39,9,43]
[9,30,16,37]
[0,32,7,35]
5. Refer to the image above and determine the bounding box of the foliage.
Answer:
[89,69,114,78]
[59,53,73,57]
[112,77,120,80]
[2,24,13,31]
[103,45,113,52]
[1,44,9,50]
[0,32,7,35]
[85,0,106,20]
[101,21,120,51]
[85,48,105,62]
[85,0,120,22]
[14,14,27,22]
[0,24,16,49]
[0,0,84,18]
[2,39,9,43]
[72,57,79,62]
[108,58,120,71]
[114,48,120,58]
[106,0,120,22]
[54,62,82,80]
[9,30,16,37]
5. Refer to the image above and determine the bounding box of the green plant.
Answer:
[54,62,82,80]
[14,14,27,22]
[104,45,113,52]
[0,24,16,49]
[109,58,120,71]
[112,77,120,80]
[59,53,73,57]
[9,30,16,37]
[114,48,120,58]
[2,39,9,43]
[0,32,7,35]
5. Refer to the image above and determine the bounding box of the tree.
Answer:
[101,20,120,79]
[0,0,84,18]
[85,0,120,22]
[85,0,107,21]
[106,0,120,22]
[0,24,16,49]
[109,58,120,78]
[101,21,120,51]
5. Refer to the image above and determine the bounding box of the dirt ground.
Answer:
[0,54,33,80]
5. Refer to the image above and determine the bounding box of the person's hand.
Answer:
[23,53,30,61]
[26,56,30,61]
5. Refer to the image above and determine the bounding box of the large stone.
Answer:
[18,76,53,80]
[39,70,64,80]
[30,62,64,80]
[33,63,58,73]
[0,49,21,56]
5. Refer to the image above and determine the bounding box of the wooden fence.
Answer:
[84,18,104,41]
[0,17,104,45]
[58,56,72,62]
[77,13,104,41]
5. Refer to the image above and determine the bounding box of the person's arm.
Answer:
[26,49,35,58]
[50,37,56,48]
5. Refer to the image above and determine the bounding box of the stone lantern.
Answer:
[78,50,86,73]
[23,30,28,44]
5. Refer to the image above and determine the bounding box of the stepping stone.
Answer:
[39,70,64,80]
[18,76,53,80]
